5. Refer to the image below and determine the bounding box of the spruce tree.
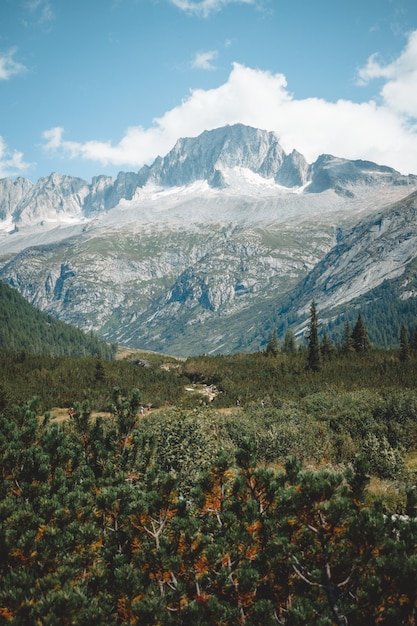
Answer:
[94,356,106,382]
[411,327,417,353]
[307,300,321,371]
[400,322,410,362]
[321,332,335,360]
[351,313,372,353]
[342,321,354,355]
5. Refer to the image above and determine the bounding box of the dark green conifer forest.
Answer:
[0,282,115,358]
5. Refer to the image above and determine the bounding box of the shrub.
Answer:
[362,433,405,480]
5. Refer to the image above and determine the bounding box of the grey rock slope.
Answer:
[279,189,417,337]
[1,124,417,356]
[0,177,33,221]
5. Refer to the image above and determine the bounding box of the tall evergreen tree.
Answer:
[307,300,321,371]
[351,313,372,353]
[411,327,417,353]
[400,322,410,362]
[321,332,335,360]
[342,321,354,355]
[94,356,106,382]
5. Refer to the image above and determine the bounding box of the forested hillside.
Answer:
[309,265,417,349]
[0,281,115,358]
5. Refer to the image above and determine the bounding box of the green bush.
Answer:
[362,433,406,479]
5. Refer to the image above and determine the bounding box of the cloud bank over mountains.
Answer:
[41,30,417,177]
[1,23,417,179]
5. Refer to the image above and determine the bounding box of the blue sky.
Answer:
[1,0,417,182]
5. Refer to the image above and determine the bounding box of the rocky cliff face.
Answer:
[0,177,33,221]
[306,155,411,195]
[1,124,417,355]
[286,189,417,319]
[14,173,89,225]
[136,125,289,187]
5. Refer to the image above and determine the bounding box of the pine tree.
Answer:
[411,327,417,353]
[94,356,106,382]
[321,332,335,360]
[351,313,372,353]
[400,322,410,362]
[342,321,354,355]
[307,300,321,371]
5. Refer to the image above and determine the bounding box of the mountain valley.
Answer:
[1,124,417,355]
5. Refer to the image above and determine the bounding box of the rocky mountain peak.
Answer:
[306,154,413,194]
[14,173,89,225]
[136,124,289,188]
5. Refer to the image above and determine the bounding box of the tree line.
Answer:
[266,300,417,372]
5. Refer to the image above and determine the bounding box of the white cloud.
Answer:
[43,125,167,167]
[42,30,417,176]
[0,48,27,80]
[24,0,55,25]
[192,50,218,70]
[358,30,417,119]
[170,0,255,17]
[0,137,31,178]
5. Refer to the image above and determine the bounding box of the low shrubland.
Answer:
[1,346,417,623]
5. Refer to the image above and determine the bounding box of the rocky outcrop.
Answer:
[284,189,417,319]
[13,173,89,225]
[0,176,33,220]
[306,155,414,194]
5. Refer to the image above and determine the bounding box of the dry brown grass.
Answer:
[406,451,417,471]
[48,407,111,424]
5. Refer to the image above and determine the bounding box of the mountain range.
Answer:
[1,123,417,356]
